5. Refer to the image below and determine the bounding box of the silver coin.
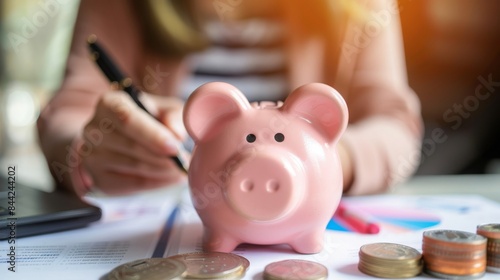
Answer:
[477,223,500,239]
[264,259,328,280]
[168,251,248,279]
[424,230,486,244]
[108,258,186,280]
[360,243,421,261]
[478,224,500,232]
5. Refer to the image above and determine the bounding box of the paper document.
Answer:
[0,185,183,280]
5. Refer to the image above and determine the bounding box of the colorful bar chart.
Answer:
[327,203,441,234]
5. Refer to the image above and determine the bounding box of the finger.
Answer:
[86,126,178,167]
[84,145,180,180]
[84,124,190,174]
[97,92,181,155]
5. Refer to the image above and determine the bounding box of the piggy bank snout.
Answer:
[226,151,304,222]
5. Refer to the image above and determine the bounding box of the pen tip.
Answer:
[87,34,97,44]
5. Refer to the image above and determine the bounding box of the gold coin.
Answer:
[358,261,422,274]
[360,243,421,261]
[477,224,500,239]
[358,262,422,279]
[264,259,328,280]
[359,258,422,269]
[358,260,422,271]
[168,252,248,279]
[108,258,186,280]
[358,243,423,278]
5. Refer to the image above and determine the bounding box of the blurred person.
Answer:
[37,0,423,196]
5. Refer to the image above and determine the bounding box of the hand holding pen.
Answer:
[76,35,189,195]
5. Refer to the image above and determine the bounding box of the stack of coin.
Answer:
[477,223,500,273]
[168,251,249,279]
[108,258,186,280]
[263,259,328,280]
[422,229,487,279]
[358,242,423,278]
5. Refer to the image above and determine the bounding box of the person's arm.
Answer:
[37,0,187,195]
[284,0,423,195]
[339,0,423,195]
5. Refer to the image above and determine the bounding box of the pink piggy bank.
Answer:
[183,82,348,254]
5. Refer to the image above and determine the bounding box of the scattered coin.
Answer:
[358,243,422,278]
[423,229,487,278]
[264,259,328,280]
[108,258,186,280]
[168,251,249,279]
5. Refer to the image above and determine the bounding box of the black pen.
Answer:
[87,34,189,174]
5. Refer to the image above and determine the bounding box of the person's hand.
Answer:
[79,91,187,195]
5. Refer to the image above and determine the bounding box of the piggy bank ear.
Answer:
[183,82,251,142]
[282,83,348,144]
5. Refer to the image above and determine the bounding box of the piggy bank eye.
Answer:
[246,134,256,143]
[274,133,285,142]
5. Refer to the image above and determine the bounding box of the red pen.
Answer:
[335,202,380,234]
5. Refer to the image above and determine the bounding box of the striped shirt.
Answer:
[181,19,289,102]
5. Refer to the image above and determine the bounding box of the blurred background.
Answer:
[0,0,79,190]
[1,0,499,190]
[401,0,500,176]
